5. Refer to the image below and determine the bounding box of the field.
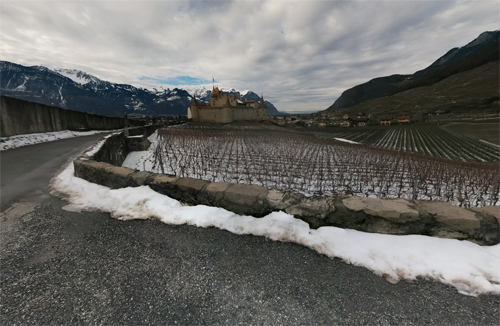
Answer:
[313,123,499,162]
[123,124,500,208]
[441,121,500,146]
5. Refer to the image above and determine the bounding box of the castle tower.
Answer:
[187,95,197,120]
[259,96,267,108]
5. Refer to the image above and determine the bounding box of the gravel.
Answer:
[1,196,498,325]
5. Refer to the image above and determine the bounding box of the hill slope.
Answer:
[325,30,499,112]
[342,61,499,117]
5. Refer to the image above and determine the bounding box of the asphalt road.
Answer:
[1,136,499,325]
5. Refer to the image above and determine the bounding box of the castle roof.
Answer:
[212,87,221,97]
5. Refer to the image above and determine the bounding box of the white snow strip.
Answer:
[50,157,500,297]
[334,137,360,144]
[480,139,500,149]
[0,130,118,151]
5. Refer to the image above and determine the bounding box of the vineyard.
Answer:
[313,124,499,163]
[122,124,500,208]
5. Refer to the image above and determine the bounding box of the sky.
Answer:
[0,1,498,112]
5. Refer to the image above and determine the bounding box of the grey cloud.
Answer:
[0,0,498,111]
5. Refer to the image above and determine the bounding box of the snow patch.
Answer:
[0,130,117,151]
[54,68,95,84]
[334,137,360,144]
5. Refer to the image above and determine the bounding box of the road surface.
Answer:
[1,136,498,325]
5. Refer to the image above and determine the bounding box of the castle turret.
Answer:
[188,95,197,120]
[259,96,267,108]
[212,86,221,98]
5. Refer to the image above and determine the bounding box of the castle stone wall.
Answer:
[197,107,232,123]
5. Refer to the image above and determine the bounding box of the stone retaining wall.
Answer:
[73,132,500,245]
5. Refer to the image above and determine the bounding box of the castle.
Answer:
[187,87,268,123]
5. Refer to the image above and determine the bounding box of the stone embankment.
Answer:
[74,130,500,246]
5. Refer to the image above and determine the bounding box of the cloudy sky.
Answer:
[1,1,498,112]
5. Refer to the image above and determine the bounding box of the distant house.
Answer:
[398,115,411,123]
[340,120,351,127]
[353,118,368,127]
[342,114,349,120]
[380,118,392,126]
[318,122,327,127]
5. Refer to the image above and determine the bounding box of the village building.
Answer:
[188,87,268,123]
[380,118,392,126]
[340,120,351,127]
[398,115,411,123]
[353,118,368,127]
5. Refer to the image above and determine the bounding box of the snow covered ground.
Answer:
[333,137,360,144]
[51,145,500,296]
[0,130,117,151]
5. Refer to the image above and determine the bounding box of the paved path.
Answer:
[1,137,499,325]
[0,134,107,211]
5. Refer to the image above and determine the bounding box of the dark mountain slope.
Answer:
[341,61,499,118]
[325,30,500,112]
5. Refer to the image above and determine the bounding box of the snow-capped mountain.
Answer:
[53,68,102,86]
[0,61,281,116]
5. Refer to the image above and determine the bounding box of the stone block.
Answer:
[130,171,154,186]
[101,166,135,189]
[85,161,115,170]
[343,197,419,222]
[471,206,500,223]
[74,160,113,185]
[417,201,480,233]
[204,182,231,201]
[151,174,179,185]
[104,166,135,178]
[286,197,335,219]
[172,178,210,204]
[176,177,209,192]
[148,174,180,197]
[265,189,304,210]
[224,184,268,207]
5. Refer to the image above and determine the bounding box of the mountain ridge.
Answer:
[325,30,500,113]
[0,61,281,116]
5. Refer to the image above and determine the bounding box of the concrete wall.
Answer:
[0,96,144,137]
[92,125,158,166]
[73,132,500,245]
